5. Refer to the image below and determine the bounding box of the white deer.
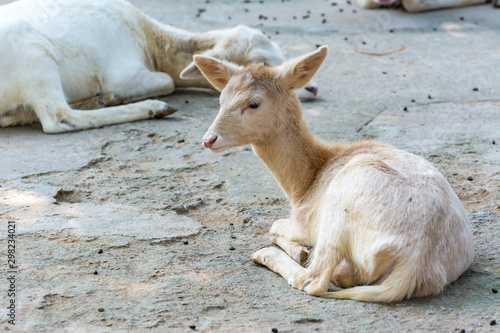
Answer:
[0,0,317,133]
[194,46,474,303]
[358,0,495,12]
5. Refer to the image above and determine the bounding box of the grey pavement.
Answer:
[0,0,499,332]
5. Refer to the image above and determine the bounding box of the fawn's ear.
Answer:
[281,46,328,90]
[193,55,242,91]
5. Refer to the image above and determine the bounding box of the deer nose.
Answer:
[305,85,318,97]
[203,135,218,148]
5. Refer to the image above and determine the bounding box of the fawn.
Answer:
[194,46,474,303]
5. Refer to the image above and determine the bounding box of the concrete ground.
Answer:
[1,0,499,332]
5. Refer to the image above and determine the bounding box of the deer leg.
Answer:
[269,219,311,266]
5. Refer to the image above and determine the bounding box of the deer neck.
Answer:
[137,13,216,88]
[252,99,332,206]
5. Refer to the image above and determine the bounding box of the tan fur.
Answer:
[196,46,475,303]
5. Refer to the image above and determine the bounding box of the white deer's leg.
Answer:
[36,99,177,133]
[269,219,311,265]
[69,94,127,110]
[104,70,176,104]
[70,71,176,110]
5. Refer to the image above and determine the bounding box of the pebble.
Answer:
[183,240,189,245]
[98,308,105,312]
[428,95,432,99]
[189,325,196,330]
[460,16,465,21]
[229,246,236,251]
[331,2,338,5]
[411,99,415,102]
[491,320,497,326]
[467,176,473,181]
[177,139,185,143]
[339,8,343,12]
[472,87,479,91]
[492,140,496,145]
[97,249,103,254]
[322,19,327,24]
[93,270,98,275]
[362,41,366,45]
[185,100,189,103]
[272,329,278,333]
[403,107,408,112]
[492,288,498,293]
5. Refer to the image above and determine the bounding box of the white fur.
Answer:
[0,0,317,133]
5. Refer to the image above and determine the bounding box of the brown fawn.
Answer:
[194,46,474,303]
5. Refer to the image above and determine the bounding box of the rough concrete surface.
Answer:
[1,0,499,332]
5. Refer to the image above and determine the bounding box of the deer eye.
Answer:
[249,102,260,109]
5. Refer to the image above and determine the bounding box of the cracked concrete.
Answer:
[0,0,499,332]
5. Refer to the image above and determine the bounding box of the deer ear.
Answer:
[193,55,241,91]
[282,46,328,90]
[180,62,204,80]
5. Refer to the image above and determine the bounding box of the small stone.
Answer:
[362,41,366,45]
[185,100,189,103]
[433,27,437,31]
[183,240,189,245]
[228,16,231,20]
[302,15,310,19]
[492,140,496,145]
[315,44,322,48]
[428,95,432,99]
[472,87,479,91]
[344,37,348,41]
[293,16,297,19]
[492,288,498,293]
[322,18,327,24]
[411,99,415,102]
[321,13,326,16]
[459,330,465,333]
[97,249,103,254]
[98,307,105,312]
[382,71,387,75]
[331,2,338,5]
[93,270,98,275]
[467,176,473,181]
[229,246,236,251]
[189,325,196,330]
[491,320,497,326]
[352,9,356,13]
[459,16,464,21]
[389,29,394,33]
[339,8,343,12]
[275,31,279,34]
[272,329,278,333]
[403,107,408,112]
[177,139,185,143]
